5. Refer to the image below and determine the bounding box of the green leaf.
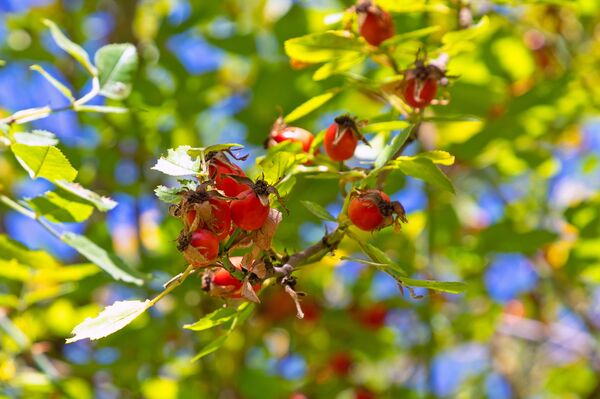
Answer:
[259,151,303,184]
[66,300,150,343]
[192,334,229,361]
[11,144,77,183]
[154,186,182,204]
[301,200,336,222]
[55,180,117,212]
[30,65,74,102]
[397,277,467,294]
[13,130,59,146]
[388,156,454,193]
[340,257,466,294]
[0,234,59,267]
[187,143,244,157]
[441,16,490,55]
[417,150,455,166]
[94,44,138,100]
[284,89,340,123]
[183,307,239,331]
[27,191,94,223]
[313,53,366,81]
[61,232,146,285]
[152,146,200,177]
[362,121,410,134]
[373,126,412,170]
[43,19,96,75]
[0,294,19,308]
[380,26,442,48]
[284,30,363,63]
[0,259,32,281]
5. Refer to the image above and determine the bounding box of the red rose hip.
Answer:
[402,77,438,108]
[230,189,270,231]
[357,1,395,47]
[348,189,407,231]
[324,115,362,161]
[189,229,219,263]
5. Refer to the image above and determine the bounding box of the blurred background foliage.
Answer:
[1,0,600,398]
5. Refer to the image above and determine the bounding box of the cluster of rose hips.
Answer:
[269,115,408,233]
[171,151,281,299]
[355,0,448,109]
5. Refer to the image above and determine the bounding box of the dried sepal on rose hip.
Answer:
[348,189,407,231]
[267,116,315,153]
[207,151,249,197]
[324,114,369,162]
[170,182,232,240]
[355,0,395,47]
[401,53,448,109]
[177,228,220,267]
[201,256,262,300]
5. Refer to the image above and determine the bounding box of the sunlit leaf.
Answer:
[27,191,94,223]
[187,143,244,157]
[11,144,77,182]
[301,200,336,222]
[66,300,150,343]
[373,126,412,170]
[94,43,138,100]
[43,19,96,75]
[284,89,341,123]
[152,146,200,177]
[154,186,182,204]
[313,53,366,81]
[61,232,146,285]
[387,156,454,193]
[362,121,410,133]
[284,30,363,63]
[398,277,467,294]
[13,130,59,146]
[183,307,239,331]
[55,180,117,212]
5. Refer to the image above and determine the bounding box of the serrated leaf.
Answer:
[373,126,411,170]
[313,53,366,81]
[152,146,200,177]
[55,180,117,212]
[43,19,96,75]
[13,130,59,146]
[398,277,467,294]
[187,143,244,157]
[183,307,238,331]
[61,232,146,285]
[66,300,150,343]
[284,30,364,63]
[389,156,454,193]
[284,89,340,123]
[94,43,138,100]
[30,65,74,102]
[301,200,336,222]
[27,190,94,223]
[154,186,182,204]
[259,151,301,184]
[11,144,77,183]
